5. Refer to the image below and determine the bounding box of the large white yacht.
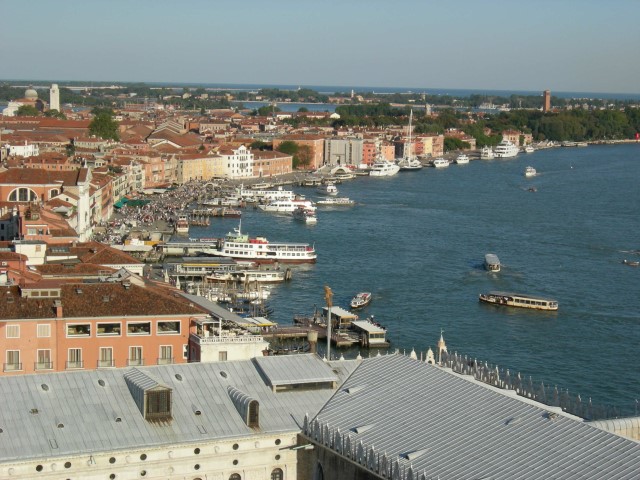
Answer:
[480,146,495,159]
[494,140,520,158]
[370,157,400,176]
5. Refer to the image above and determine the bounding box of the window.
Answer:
[145,389,171,421]
[5,325,20,338]
[127,322,150,335]
[67,323,91,337]
[99,347,114,368]
[37,324,51,337]
[182,344,188,360]
[5,350,21,371]
[158,346,173,365]
[229,475,242,480]
[157,321,180,334]
[248,400,259,428]
[97,323,121,336]
[219,351,228,361]
[129,346,143,366]
[36,349,52,370]
[8,187,37,202]
[67,348,83,369]
[271,468,283,480]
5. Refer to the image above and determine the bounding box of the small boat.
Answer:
[455,154,470,164]
[527,186,537,193]
[316,197,355,207]
[431,158,449,168]
[317,182,338,196]
[350,292,372,309]
[292,206,318,224]
[479,291,558,311]
[524,145,535,153]
[524,166,537,177]
[484,253,501,272]
[622,259,640,267]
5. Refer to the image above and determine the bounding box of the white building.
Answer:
[7,141,40,158]
[219,145,254,179]
[49,83,60,112]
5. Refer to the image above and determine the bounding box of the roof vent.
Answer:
[115,417,122,423]
[98,379,106,387]
[175,374,183,381]
[402,448,429,461]
[353,424,375,434]
[30,408,39,415]
[57,423,64,429]
[41,384,49,391]
[344,385,365,394]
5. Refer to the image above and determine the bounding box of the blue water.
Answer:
[192,144,640,408]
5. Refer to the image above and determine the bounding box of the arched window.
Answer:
[247,400,259,428]
[313,463,324,480]
[271,468,283,480]
[8,188,38,202]
[229,474,241,480]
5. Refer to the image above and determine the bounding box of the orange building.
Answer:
[0,280,209,376]
[272,135,325,170]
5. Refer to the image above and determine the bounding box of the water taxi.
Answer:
[350,292,372,309]
[478,291,558,311]
[484,253,501,272]
[524,166,537,177]
[431,158,450,168]
[317,182,338,196]
[455,154,470,164]
[292,206,318,224]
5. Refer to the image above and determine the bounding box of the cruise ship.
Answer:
[494,140,520,158]
[205,222,317,264]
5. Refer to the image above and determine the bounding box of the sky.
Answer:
[2,0,640,94]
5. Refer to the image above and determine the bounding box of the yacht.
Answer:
[524,166,537,177]
[455,154,470,164]
[479,291,558,311]
[494,140,520,158]
[369,157,400,176]
[396,109,423,171]
[431,158,449,168]
[316,182,338,196]
[480,146,495,160]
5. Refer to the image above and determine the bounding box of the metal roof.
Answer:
[0,355,357,462]
[351,320,386,333]
[307,354,640,480]
[253,354,339,387]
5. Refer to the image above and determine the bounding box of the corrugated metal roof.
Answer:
[0,355,357,462]
[307,354,640,480]
[254,353,339,386]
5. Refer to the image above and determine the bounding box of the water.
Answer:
[192,144,640,408]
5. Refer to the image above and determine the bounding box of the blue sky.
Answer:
[2,0,639,94]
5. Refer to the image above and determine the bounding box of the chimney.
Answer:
[53,300,63,318]
[307,330,318,354]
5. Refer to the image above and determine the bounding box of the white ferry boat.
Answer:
[207,267,287,283]
[494,140,520,158]
[479,291,558,311]
[292,206,318,224]
[258,197,316,213]
[316,197,355,207]
[431,158,450,168]
[237,185,296,202]
[484,253,501,272]
[480,146,495,159]
[455,154,470,164]
[206,222,317,264]
[369,158,400,176]
[524,166,537,177]
[316,182,338,196]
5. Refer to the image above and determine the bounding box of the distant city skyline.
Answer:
[2,0,640,95]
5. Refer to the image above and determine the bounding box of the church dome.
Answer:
[24,86,38,99]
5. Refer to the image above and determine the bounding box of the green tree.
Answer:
[44,109,66,119]
[298,107,309,113]
[444,138,470,152]
[276,141,298,156]
[16,105,40,116]
[89,110,119,141]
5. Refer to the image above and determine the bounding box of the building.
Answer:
[49,84,60,112]
[218,145,254,179]
[543,89,551,112]
[323,137,364,167]
[273,135,325,171]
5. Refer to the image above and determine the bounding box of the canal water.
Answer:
[190,143,640,408]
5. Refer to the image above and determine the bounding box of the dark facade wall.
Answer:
[296,436,382,480]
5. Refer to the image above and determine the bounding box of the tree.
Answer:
[44,109,66,119]
[89,110,119,141]
[276,141,298,156]
[16,105,40,116]
[298,107,309,113]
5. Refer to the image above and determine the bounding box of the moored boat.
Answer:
[396,110,423,171]
[480,146,495,159]
[494,140,520,158]
[350,292,372,309]
[431,158,449,168]
[524,145,535,153]
[174,215,189,235]
[484,253,501,272]
[479,291,558,311]
[455,154,470,164]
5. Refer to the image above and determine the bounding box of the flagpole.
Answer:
[324,285,333,361]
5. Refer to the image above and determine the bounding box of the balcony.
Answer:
[3,363,22,372]
[97,359,115,368]
[157,357,174,365]
[127,358,145,367]
[35,361,53,371]
[66,361,84,370]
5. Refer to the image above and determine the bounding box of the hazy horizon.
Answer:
[2,0,640,95]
